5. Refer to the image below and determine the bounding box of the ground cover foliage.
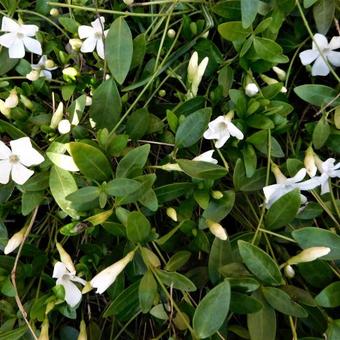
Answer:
[0,0,339,339]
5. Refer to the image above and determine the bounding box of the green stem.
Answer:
[258,228,297,243]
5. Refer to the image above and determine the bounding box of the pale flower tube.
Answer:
[4,226,27,254]
[287,247,331,265]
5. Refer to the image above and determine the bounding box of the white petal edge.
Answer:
[78,25,94,39]
[299,49,319,65]
[22,37,42,55]
[53,261,68,279]
[312,56,330,76]
[1,17,19,32]
[0,141,11,159]
[312,33,328,50]
[11,162,34,185]
[0,160,11,184]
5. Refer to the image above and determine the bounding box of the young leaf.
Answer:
[238,240,283,286]
[105,17,133,84]
[139,270,158,313]
[175,108,211,148]
[193,281,231,338]
[126,211,151,244]
[69,142,112,182]
[265,189,301,230]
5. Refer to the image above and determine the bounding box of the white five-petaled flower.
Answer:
[299,33,340,76]
[26,55,57,81]
[314,157,340,194]
[0,137,44,185]
[90,250,135,294]
[263,165,320,208]
[203,111,244,148]
[193,150,218,164]
[53,261,86,308]
[0,17,42,59]
[78,17,108,60]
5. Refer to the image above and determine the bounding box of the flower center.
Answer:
[9,154,19,164]
[95,31,102,39]
[16,32,24,39]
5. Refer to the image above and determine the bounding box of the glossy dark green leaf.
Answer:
[126,211,151,243]
[262,287,308,318]
[105,17,133,84]
[212,1,241,19]
[265,189,301,230]
[66,187,100,204]
[327,319,340,340]
[313,116,330,149]
[126,108,150,140]
[155,182,193,203]
[238,240,283,286]
[175,108,211,148]
[104,178,141,197]
[203,190,235,222]
[89,79,122,130]
[139,270,157,313]
[253,37,288,63]
[230,292,262,314]
[193,281,230,338]
[165,251,191,272]
[294,85,340,107]
[0,48,18,75]
[315,282,340,307]
[21,191,44,216]
[156,269,196,292]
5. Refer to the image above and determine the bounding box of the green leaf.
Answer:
[126,108,150,140]
[313,116,330,149]
[66,187,100,204]
[313,0,335,35]
[116,144,150,178]
[177,159,228,180]
[247,290,276,340]
[218,21,251,41]
[49,166,79,219]
[139,270,157,313]
[292,227,340,260]
[104,178,141,197]
[105,17,133,85]
[262,287,308,318]
[241,0,259,28]
[265,189,301,230]
[203,191,235,222]
[0,48,18,75]
[155,182,193,203]
[21,191,44,216]
[253,37,287,63]
[131,33,146,70]
[165,251,191,272]
[304,0,318,7]
[212,1,241,20]
[247,130,284,158]
[238,240,283,286]
[0,325,28,340]
[175,108,211,148]
[294,85,340,107]
[126,211,151,244]
[156,269,196,292]
[327,319,340,340]
[89,79,122,130]
[230,292,262,314]
[69,142,112,182]
[193,281,231,338]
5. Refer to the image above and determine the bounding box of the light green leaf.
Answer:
[126,211,151,243]
[126,108,150,140]
[218,21,251,41]
[313,0,335,34]
[253,37,287,63]
[294,84,340,107]
[139,270,157,313]
[193,281,231,338]
[104,178,141,197]
[105,17,133,84]
[156,269,196,292]
[241,0,259,28]
[313,116,330,149]
[165,251,191,272]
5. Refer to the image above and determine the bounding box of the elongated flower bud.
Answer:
[123,0,134,5]
[166,207,178,222]
[90,250,135,294]
[314,154,323,173]
[271,163,287,184]
[206,220,227,241]
[50,102,64,129]
[187,52,198,83]
[304,146,317,177]
[287,247,331,265]
[190,56,209,97]
[77,320,87,340]
[272,66,286,81]
[56,242,76,274]
[20,95,33,110]
[260,74,287,93]
[5,89,18,108]
[0,99,11,119]
[4,226,27,255]
[38,318,49,340]
[284,264,295,279]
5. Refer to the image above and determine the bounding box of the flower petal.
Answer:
[0,160,11,184]
[312,56,329,76]
[8,39,25,58]
[327,51,340,67]
[1,17,19,32]
[96,39,105,59]
[291,168,307,183]
[91,17,105,31]
[53,261,68,279]
[80,36,97,53]
[227,121,244,140]
[320,180,330,195]
[214,132,230,148]
[59,278,82,307]
[42,70,52,80]
[0,32,16,48]
[328,36,340,50]
[312,33,328,50]
[23,37,42,55]
[78,25,94,39]
[21,24,39,37]
[299,49,319,65]
[203,127,219,140]
[0,141,11,159]
[297,177,321,191]
[10,137,44,167]
[193,150,218,164]
[11,162,34,185]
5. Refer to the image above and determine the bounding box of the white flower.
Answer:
[193,150,218,164]
[4,89,18,108]
[53,261,86,308]
[299,33,340,76]
[263,166,320,208]
[4,226,27,254]
[0,17,42,59]
[315,158,340,194]
[287,247,331,265]
[0,137,44,185]
[203,112,244,148]
[27,55,57,81]
[206,220,228,241]
[124,0,134,5]
[187,51,209,98]
[90,250,135,294]
[58,119,71,134]
[245,83,259,97]
[78,17,108,60]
